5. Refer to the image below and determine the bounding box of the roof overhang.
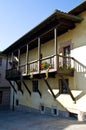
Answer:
[69,1,86,15]
[3,10,83,55]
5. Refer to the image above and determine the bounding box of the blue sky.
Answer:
[0,0,83,51]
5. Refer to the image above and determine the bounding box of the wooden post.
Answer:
[22,81,31,96]
[18,49,20,70]
[38,37,41,73]
[54,28,58,70]
[44,79,56,99]
[26,44,29,74]
[11,52,14,62]
[6,55,8,70]
[54,28,57,55]
[11,52,14,69]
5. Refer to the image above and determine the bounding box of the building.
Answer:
[2,2,86,121]
[0,53,10,109]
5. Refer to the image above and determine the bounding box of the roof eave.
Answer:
[2,10,83,55]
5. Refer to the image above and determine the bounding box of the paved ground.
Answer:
[0,110,86,130]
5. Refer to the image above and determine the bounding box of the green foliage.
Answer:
[41,62,50,70]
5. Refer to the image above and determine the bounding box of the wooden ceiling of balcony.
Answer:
[3,9,83,55]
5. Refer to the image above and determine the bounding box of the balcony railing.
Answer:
[40,55,56,72]
[6,54,75,79]
[19,55,56,75]
[57,54,74,75]
[28,60,38,73]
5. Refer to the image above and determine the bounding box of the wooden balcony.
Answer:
[6,55,75,80]
[20,55,57,76]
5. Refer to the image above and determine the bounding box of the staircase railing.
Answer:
[72,58,86,72]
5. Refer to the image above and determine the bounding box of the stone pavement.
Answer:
[0,110,86,130]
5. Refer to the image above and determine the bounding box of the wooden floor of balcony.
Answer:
[6,55,75,80]
[6,67,74,81]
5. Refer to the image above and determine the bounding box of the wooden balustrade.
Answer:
[6,54,76,79]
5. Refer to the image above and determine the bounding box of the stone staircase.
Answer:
[56,90,86,121]
[49,89,86,121]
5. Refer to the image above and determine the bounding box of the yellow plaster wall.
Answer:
[58,11,86,92]
[20,39,54,63]
[16,11,86,112]
[14,76,66,111]
[41,39,54,57]
[29,47,38,61]
[20,53,26,65]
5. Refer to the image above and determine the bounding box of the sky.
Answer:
[0,0,84,51]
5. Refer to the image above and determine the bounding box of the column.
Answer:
[6,55,8,70]
[18,49,20,70]
[26,44,29,74]
[54,28,58,70]
[38,37,41,73]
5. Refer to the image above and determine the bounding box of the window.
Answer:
[0,58,2,66]
[40,105,44,111]
[51,106,58,116]
[63,45,71,57]
[0,91,2,104]
[32,80,38,92]
[53,108,57,115]
[59,79,69,94]
[40,104,45,114]
[63,46,71,66]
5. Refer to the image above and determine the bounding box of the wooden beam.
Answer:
[11,52,14,63]
[54,28,58,71]
[6,55,8,70]
[38,37,41,73]
[38,89,42,98]
[59,75,76,102]
[18,49,20,70]
[26,44,29,74]
[44,79,56,99]
[54,28,57,55]
[8,80,17,93]
[15,80,23,94]
[22,81,31,96]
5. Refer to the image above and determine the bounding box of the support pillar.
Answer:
[54,28,58,70]
[38,37,41,73]
[18,49,20,70]
[26,44,29,74]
